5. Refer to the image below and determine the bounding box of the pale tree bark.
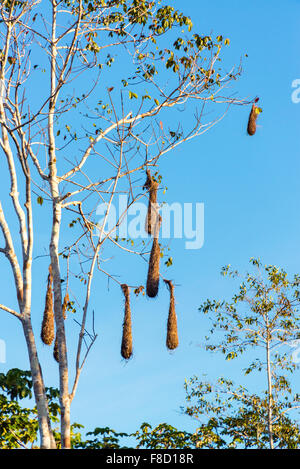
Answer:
[0,2,56,448]
[0,112,55,449]
[22,318,56,449]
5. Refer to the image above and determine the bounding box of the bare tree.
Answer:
[0,0,249,448]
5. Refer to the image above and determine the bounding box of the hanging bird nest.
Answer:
[121,284,133,360]
[41,265,55,346]
[146,216,162,298]
[144,169,159,236]
[164,279,179,350]
[247,104,262,136]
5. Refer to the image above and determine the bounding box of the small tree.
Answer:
[190,259,300,449]
[0,0,248,448]
[184,377,300,449]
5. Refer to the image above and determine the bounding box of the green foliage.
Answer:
[66,0,194,36]
[0,369,198,449]
[0,369,82,449]
[0,369,36,449]
[195,259,300,449]
[129,91,138,99]
[201,259,300,367]
[60,0,230,88]
[133,423,197,449]
[0,397,38,449]
[74,422,199,449]
[184,377,300,449]
[0,368,32,400]
[74,426,130,449]
[2,366,300,449]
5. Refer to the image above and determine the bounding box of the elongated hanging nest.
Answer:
[247,104,260,136]
[144,169,159,236]
[146,216,162,298]
[121,284,133,360]
[164,280,179,350]
[41,265,55,346]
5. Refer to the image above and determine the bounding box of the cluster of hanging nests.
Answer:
[42,101,260,362]
[41,168,178,364]
[121,96,262,360]
[41,264,69,363]
[120,169,179,360]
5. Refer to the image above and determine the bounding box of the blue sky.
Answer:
[1,0,300,438]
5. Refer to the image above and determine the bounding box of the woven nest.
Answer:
[41,265,55,346]
[146,215,162,298]
[121,284,133,360]
[144,169,159,236]
[164,280,179,350]
[247,104,258,136]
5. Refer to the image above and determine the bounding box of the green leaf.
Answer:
[129,91,138,99]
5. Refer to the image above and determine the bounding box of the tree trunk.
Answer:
[22,317,56,449]
[50,200,71,449]
[48,170,71,448]
[47,173,71,448]
[266,329,274,449]
[48,0,71,448]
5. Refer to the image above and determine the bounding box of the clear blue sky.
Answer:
[1,0,300,437]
